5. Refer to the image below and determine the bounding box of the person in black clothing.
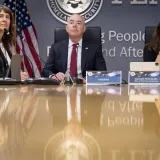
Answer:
[0,5,28,80]
[143,23,160,62]
[42,14,106,82]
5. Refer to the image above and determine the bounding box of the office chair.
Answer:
[54,26,102,47]
[54,26,102,84]
[145,26,156,44]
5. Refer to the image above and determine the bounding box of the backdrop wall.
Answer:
[1,0,159,80]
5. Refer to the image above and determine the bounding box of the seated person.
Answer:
[143,23,160,62]
[42,14,106,82]
[0,5,28,80]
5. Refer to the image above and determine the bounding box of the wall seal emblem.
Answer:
[46,0,103,24]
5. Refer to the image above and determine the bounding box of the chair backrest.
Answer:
[145,26,155,44]
[54,26,102,46]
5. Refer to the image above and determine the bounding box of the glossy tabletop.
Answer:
[0,84,159,160]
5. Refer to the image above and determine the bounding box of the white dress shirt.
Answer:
[67,39,82,77]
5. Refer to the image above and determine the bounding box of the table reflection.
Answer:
[44,86,104,160]
[129,85,160,137]
[0,86,39,160]
[0,85,159,160]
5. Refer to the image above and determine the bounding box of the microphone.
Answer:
[18,46,35,78]
[19,34,46,64]
[19,34,43,79]
[18,41,59,84]
[19,34,60,84]
[4,28,10,36]
[19,34,56,79]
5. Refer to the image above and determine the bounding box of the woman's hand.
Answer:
[20,71,28,80]
[156,52,160,62]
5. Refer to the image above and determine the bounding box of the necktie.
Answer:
[70,44,77,77]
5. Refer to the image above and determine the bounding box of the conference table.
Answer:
[0,84,159,160]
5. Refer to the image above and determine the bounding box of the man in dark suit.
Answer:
[42,14,106,81]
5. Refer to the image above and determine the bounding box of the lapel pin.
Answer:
[85,47,88,50]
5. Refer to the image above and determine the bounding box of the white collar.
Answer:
[68,38,82,48]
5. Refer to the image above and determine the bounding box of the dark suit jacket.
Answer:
[0,48,10,78]
[143,45,158,62]
[42,39,106,77]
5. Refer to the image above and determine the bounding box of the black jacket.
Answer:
[42,39,106,77]
[143,45,159,62]
[0,48,10,78]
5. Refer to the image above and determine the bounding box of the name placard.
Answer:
[129,71,160,85]
[86,71,122,85]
